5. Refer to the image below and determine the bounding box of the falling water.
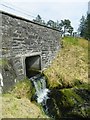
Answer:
[30,74,59,119]
[30,74,50,103]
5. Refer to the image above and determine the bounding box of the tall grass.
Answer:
[43,37,88,88]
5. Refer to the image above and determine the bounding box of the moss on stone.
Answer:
[59,88,84,110]
[0,58,9,68]
[47,83,90,118]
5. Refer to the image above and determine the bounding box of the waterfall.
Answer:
[30,74,50,103]
[30,74,60,119]
[0,73,3,87]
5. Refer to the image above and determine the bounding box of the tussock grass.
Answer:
[2,79,48,118]
[10,78,34,99]
[44,37,88,88]
[2,94,47,118]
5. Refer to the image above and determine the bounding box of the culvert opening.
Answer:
[25,55,41,78]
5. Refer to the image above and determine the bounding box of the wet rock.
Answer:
[44,84,90,119]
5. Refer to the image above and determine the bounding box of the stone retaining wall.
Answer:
[0,11,61,91]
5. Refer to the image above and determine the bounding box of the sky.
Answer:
[0,0,89,32]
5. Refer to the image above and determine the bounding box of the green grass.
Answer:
[2,78,48,118]
[2,94,48,118]
[2,36,89,118]
[43,37,88,88]
[63,36,78,46]
[63,37,88,49]
[9,78,35,100]
[59,88,84,108]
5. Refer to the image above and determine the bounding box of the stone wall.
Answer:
[0,11,61,91]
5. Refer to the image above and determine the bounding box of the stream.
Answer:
[30,74,63,120]
[30,74,54,118]
[30,74,50,104]
[29,74,90,119]
[30,74,63,119]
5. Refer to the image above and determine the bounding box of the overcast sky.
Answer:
[0,0,89,32]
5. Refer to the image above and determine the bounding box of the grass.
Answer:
[2,94,48,118]
[9,78,34,99]
[43,37,88,88]
[1,36,89,118]
[59,88,84,108]
[2,79,48,118]
[8,77,47,104]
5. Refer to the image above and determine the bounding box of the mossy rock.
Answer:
[45,83,90,119]
[0,58,9,68]
[59,88,84,108]
[67,104,90,118]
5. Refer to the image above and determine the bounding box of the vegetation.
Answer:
[2,94,48,118]
[59,83,90,118]
[0,58,8,67]
[33,12,90,39]
[78,13,90,40]
[43,37,88,89]
[45,83,90,119]
[60,19,73,36]
[33,15,74,36]
[43,36,89,119]
[9,78,35,99]
[2,36,89,119]
[2,78,48,118]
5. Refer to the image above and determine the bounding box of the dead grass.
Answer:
[2,94,48,118]
[2,79,48,118]
[43,37,88,88]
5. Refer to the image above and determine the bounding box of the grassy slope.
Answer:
[44,37,88,88]
[2,94,46,118]
[2,79,48,118]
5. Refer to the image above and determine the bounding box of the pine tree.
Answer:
[78,13,90,40]
[78,16,86,37]
[87,14,90,40]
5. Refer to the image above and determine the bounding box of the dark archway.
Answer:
[25,55,41,78]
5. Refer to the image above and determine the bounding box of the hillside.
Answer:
[43,37,90,119]
[44,37,88,88]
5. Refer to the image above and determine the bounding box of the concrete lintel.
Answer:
[15,52,42,58]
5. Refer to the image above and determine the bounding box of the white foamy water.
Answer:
[0,73,3,87]
[30,74,49,103]
[37,88,49,103]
